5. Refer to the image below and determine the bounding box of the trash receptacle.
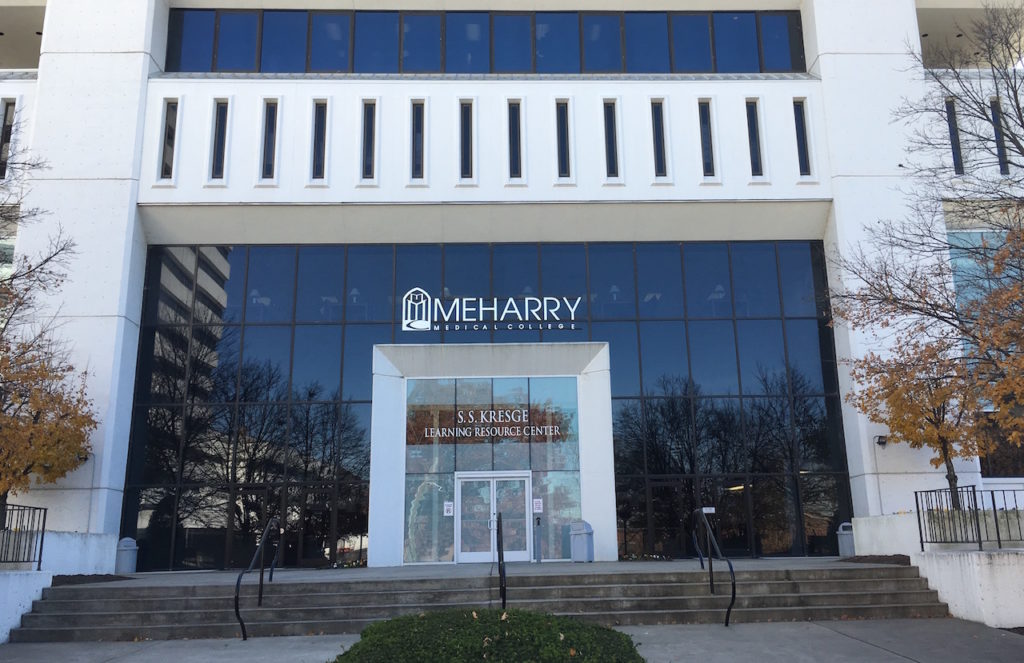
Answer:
[570,521,594,562]
[837,522,855,558]
[115,537,138,574]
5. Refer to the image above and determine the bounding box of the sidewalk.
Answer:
[0,618,1020,662]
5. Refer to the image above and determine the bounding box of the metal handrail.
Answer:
[496,512,507,609]
[234,517,281,641]
[0,503,47,571]
[691,508,736,627]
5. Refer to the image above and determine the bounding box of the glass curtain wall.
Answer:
[122,241,849,570]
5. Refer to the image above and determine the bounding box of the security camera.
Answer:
[874,435,888,447]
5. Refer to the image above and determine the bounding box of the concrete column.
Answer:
[11,0,169,571]
[803,0,982,517]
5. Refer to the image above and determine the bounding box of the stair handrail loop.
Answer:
[234,516,282,641]
[496,512,507,610]
[691,507,737,627]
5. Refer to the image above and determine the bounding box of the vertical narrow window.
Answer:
[460,101,473,179]
[945,99,963,176]
[361,100,376,180]
[508,101,523,179]
[312,101,327,180]
[746,100,764,177]
[698,100,715,177]
[261,100,278,180]
[1,101,16,180]
[411,101,425,180]
[793,100,812,177]
[991,98,1010,175]
[160,100,178,180]
[556,101,571,178]
[651,101,668,178]
[603,101,619,178]
[210,100,228,180]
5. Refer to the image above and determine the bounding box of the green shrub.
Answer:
[336,608,643,662]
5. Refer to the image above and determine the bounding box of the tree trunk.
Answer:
[943,453,961,510]
[0,491,8,531]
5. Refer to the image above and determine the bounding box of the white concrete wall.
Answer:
[0,571,53,644]
[915,550,1024,628]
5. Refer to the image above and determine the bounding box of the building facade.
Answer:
[2,0,1020,573]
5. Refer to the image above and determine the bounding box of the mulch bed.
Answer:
[839,555,911,566]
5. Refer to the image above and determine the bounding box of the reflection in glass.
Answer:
[533,471,580,559]
[406,379,456,474]
[336,482,369,565]
[713,13,759,73]
[786,319,827,394]
[345,246,394,321]
[590,322,640,397]
[761,13,803,72]
[541,244,587,297]
[296,247,345,322]
[142,247,196,325]
[239,326,292,402]
[456,378,493,471]
[443,244,490,299]
[245,247,296,323]
[694,398,743,475]
[636,243,683,318]
[446,13,489,73]
[215,11,259,71]
[612,399,646,475]
[625,13,669,73]
[650,482,695,558]
[405,474,454,562]
[135,327,190,404]
[128,407,183,486]
[338,402,371,480]
[639,322,687,396]
[644,398,696,475]
[700,476,752,557]
[493,378,530,470]
[181,404,234,486]
[235,404,289,485]
[688,321,739,395]
[684,244,731,318]
[778,242,818,318]
[396,245,441,317]
[671,14,712,72]
[736,320,786,395]
[289,403,338,483]
[292,326,342,399]
[354,12,400,72]
[493,14,532,72]
[536,13,580,73]
[582,14,622,72]
[402,14,442,73]
[496,479,529,553]
[800,474,845,555]
[752,475,799,555]
[167,10,215,72]
[529,377,580,472]
[310,12,351,72]
[589,244,635,319]
[616,477,647,557]
[744,398,793,474]
[189,325,240,404]
[493,244,538,297]
[195,247,245,324]
[731,243,780,317]
[127,486,176,571]
[174,488,228,569]
[460,479,492,554]
[794,396,845,472]
[261,11,308,72]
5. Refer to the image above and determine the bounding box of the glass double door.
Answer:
[455,473,531,563]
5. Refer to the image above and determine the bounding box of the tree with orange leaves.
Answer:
[0,125,97,509]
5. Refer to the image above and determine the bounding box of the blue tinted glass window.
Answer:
[444,244,490,299]
[541,244,587,297]
[582,15,622,72]
[241,326,293,401]
[292,326,342,397]
[260,11,308,73]
[736,320,786,395]
[536,13,580,73]
[688,320,739,395]
[167,10,214,72]
[446,13,489,73]
[245,247,295,323]
[590,322,640,397]
[714,13,759,73]
[731,243,780,317]
[215,11,259,71]
[402,13,442,72]
[396,245,441,316]
[310,13,351,72]
[295,247,345,322]
[345,246,394,321]
[342,324,392,401]
[684,243,731,318]
[636,243,683,318]
[354,12,399,73]
[639,322,688,396]
[494,15,532,72]
[761,13,803,72]
[493,244,538,297]
[786,319,827,394]
[624,13,669,73]
[778,242,817,317]
[671,14,712,72]
[588,244,635,319]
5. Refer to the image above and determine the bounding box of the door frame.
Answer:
[454,471,532,563]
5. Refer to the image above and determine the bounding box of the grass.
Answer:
[335,608,643,662]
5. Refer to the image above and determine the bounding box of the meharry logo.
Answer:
[402,288,432,331]
[400,287,583,333]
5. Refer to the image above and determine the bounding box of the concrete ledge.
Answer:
[0,571,53,643]
[915,549,1024,628]
[39,532,118,575]
[852,513,920,556]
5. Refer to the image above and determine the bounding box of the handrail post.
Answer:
[914,491,924,552]
[991,491,1002,549]
[971,486,983,551]
[37,508,47,572]
[496,512,506,610]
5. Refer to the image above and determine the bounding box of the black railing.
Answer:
[496,512,507,610]
[234,517,281,641]
[691,507,736,627]
[0,503,47,571]
[915,486,1024,551]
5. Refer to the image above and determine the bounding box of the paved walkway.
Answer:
[1,618,1020,662]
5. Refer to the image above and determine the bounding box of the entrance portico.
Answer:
[367,343,616,566]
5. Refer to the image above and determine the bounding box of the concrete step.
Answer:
[569,603,951,626]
